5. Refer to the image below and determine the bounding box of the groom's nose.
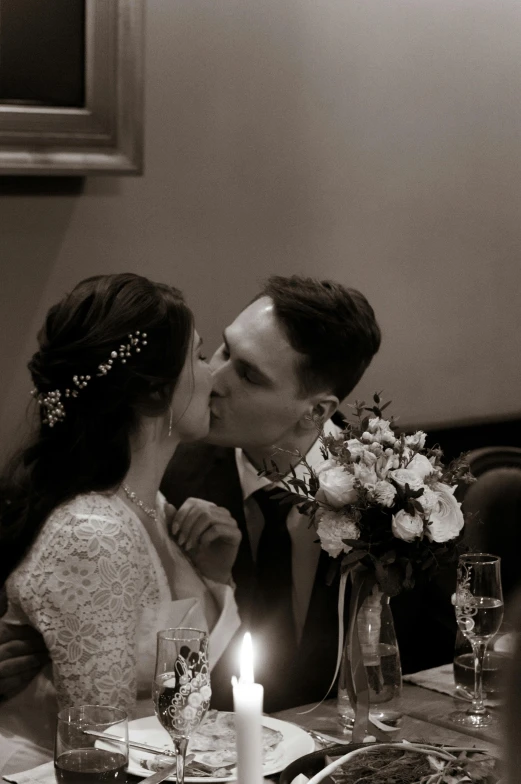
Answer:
[209,354,227,396]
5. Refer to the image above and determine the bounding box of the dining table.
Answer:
[274,683,502,751]
[271,682,503,781]
[3,682,503,784]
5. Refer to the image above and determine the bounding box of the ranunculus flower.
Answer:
[316,509,360,557]
[315,463,358,508]
[405,431,427,450]
[407,453,435,480]
[389,468,425,492]
[425,483,464,542]
[391,509,424,541]
[368,480,397,508]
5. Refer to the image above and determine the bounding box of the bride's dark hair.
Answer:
[0,272,194,583]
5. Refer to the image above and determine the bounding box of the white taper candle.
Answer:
[232,632,264,784]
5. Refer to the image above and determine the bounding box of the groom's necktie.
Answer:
[251,487,297,708]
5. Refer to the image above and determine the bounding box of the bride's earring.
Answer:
[168,406,173,438]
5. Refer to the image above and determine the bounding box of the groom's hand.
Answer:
[0,621,49,700]
[169,498,242,584]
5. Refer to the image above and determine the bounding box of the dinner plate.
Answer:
[126,713,315,782]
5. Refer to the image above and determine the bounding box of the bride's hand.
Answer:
[168,498,242,584]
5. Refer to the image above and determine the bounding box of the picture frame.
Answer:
[0,0,144,176]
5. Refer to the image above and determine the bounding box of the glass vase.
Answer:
[337,572,402,738]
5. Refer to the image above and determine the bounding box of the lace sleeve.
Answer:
[16,506,148,716]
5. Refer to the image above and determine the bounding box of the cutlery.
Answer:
[84,729,236,778]
[304,728,350,747]
[84,729,176,758]
[137,757,178,784]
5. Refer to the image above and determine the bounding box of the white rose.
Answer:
[404,431,427,450]
[315,458,337,474]
[345,439,366,459]
[368,480,397,508]
[392,509,424,542]
[367,442,384,457]
[353,463,378,487]
[418,486,438,515]
[360,448,378,466]
[367,417,397,446]
[316,508,360,557]
[407,453,435,480]
[425,483,465,543]
[389,468,425,492]
[376,449,400,477]
[316,464,358,508]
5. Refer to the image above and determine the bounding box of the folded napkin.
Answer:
[403,663,500,708]
[2,761,55,784]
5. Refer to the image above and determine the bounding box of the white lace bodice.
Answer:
[1,491,240,767]
[6,492,172,714]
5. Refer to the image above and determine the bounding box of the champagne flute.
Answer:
[449,553,503,727]
[153,628,211,784]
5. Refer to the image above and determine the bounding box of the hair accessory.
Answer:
[122,483,159,522]
[31,331,148,427]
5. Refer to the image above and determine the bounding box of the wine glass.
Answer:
[153,628,212,784]
[449,553,503,727]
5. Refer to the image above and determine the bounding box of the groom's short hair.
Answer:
[255,275,381,400]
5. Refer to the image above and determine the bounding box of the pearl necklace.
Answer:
[122,483,159,522]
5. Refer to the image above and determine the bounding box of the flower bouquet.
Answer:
[262,393,474,740]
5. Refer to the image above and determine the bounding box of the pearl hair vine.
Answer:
[31,331,148,427]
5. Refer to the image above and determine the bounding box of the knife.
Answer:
[137,757,178,784]
[84,729,176,758]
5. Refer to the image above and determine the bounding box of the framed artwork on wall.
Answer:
[0,0,144,175]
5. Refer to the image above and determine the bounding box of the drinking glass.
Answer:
[449,553,503,727]
[153,628,211,784]
[54,705,128,784]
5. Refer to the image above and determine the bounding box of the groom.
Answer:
[161,275,456,710]
[0,275,456,710]
[162,275,381,711]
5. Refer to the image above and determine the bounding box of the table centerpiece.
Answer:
[261,393,474,742]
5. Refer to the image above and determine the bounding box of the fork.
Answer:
[84,730,236,777]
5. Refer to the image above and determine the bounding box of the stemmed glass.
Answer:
[450,553,503,727]
[153,628,212,784]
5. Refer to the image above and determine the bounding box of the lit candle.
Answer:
[232,632,264,784]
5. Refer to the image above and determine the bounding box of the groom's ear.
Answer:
[299,395,339,430]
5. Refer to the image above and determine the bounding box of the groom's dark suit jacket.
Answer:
[160,436,457,712]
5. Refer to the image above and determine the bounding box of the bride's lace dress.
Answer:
[0,491,239,764]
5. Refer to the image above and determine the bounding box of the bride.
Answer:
[0,273,241,773]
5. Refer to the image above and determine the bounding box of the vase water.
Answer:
[337,581,402,734]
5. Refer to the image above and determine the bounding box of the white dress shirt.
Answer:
[234,419,341,643]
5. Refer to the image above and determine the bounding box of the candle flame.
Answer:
[239,632,254,684]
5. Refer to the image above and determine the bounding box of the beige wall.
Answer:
[1,0,521,461]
